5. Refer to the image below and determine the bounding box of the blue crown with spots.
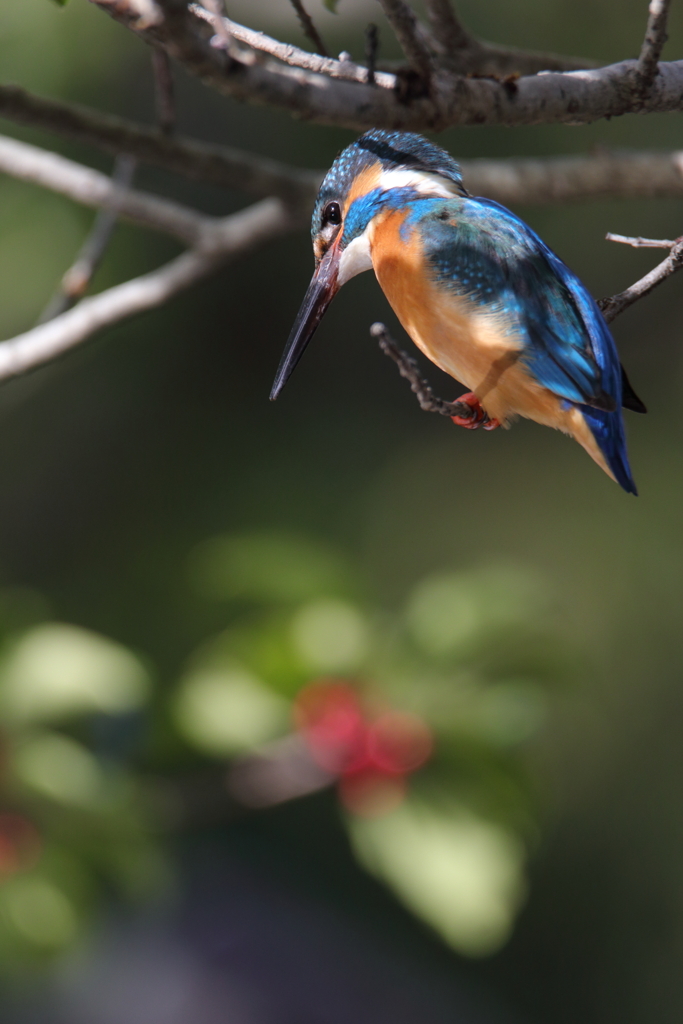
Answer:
[312,130,466,239]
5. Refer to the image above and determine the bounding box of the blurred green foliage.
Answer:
[0,531,573,964]
[181,531,573,960]
[0,608,163,968]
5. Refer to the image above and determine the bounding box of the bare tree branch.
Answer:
[423,0,471,54]
[201,0,234,51]
[0,133,213,245]
[0,85,318,208]
[381,0,594,79]
[448,42,595,77]
[599,235,683,321]
[188,4,395,86]
[0,198,291,382]
[3,85,683,207]
[375,0,434,81]
[151,46,176,135]
[637,0,671,92]
[365,23,379,85]
[605,233,676,248]
[39,43,178,324]
[288,0,328,58]
[462,150,683,205]
[91,0,683,131]
[422,0,594,76]
[196,1,594,81]
[38,154,137,323]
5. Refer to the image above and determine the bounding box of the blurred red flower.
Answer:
[293,681,433,817]
[0,814,42,878]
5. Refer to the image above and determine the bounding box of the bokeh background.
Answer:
[0,0,683,1021]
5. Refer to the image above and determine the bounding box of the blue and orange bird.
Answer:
[270,130,645,494]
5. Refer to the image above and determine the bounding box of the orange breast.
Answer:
[370,209,526,423]
[369,209,615,481]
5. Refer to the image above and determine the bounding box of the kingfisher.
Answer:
[270,130,645,494]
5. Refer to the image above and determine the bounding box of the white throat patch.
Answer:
[337,228,373,286]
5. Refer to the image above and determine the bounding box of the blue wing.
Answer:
[423,197,618,409]
[419,196,637,493]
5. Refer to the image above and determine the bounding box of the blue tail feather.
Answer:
[579,404,637,495]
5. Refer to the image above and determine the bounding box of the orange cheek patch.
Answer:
[344,162,383,211]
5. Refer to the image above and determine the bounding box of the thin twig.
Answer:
[422,0,471,53]
[0,199,291,383]
[365,23,379,85]
[189,4,395,86]
[370,323,480,421]
[38,44,178,326]
[288,0,328,57]
[375,0,434,81]
[599,237,683,322]
[606,232,676,248]
[637,0,671,91]
[0,133,211,246]
[421,0,591,77]
[38,154,137,324]
[152,47,176,136]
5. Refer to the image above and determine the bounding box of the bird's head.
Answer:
[270,129,467,400]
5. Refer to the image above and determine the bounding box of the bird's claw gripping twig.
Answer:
[449,392,500,430]
[371,322,497,428]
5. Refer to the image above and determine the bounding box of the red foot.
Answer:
[450,392,500,431]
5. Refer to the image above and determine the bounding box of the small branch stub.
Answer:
[365,23,379,85]
[637,0,672,92]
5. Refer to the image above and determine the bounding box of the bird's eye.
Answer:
[322,201,342,227]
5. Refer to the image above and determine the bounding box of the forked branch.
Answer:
[3,85,683,208]
[599,234,683,321]
[91,0,683,131]
[38,154,137,323]
[0,198,291,383]
[38,45,175,323]
[376,0,435,80]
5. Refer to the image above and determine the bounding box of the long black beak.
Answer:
[270,245,340,401]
